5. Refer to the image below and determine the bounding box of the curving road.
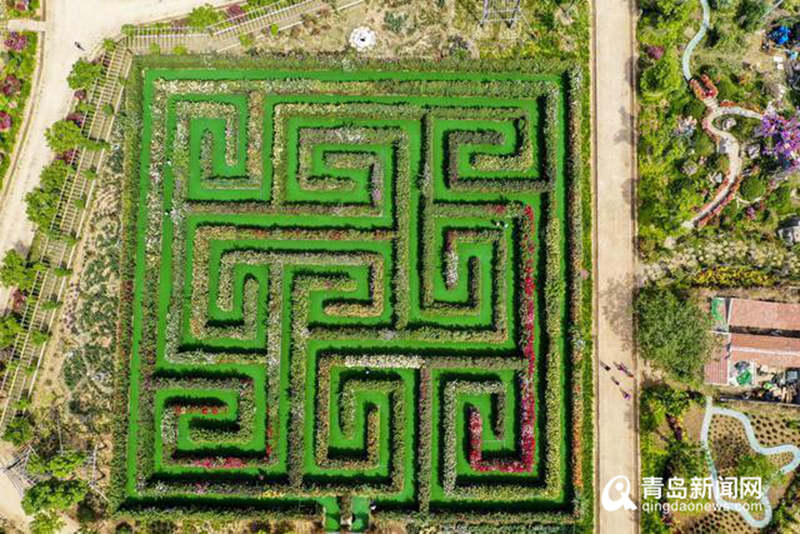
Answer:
[0,0,233,313]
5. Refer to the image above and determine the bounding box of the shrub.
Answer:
[740,176,766,200]
[30,329,51,346]
[187,4,221,28]
[738,0,768,32]
[640,52,682,96]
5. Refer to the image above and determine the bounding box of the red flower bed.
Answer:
[467,204,536,473]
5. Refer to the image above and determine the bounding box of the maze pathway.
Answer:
[113,61,588,530]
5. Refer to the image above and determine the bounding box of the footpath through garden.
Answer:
[593,0,639,532]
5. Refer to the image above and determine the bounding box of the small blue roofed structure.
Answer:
[771,25,792,46]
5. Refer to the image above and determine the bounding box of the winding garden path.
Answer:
[700,397,800,529]
[681,0,711,81]
[685,104,764,228]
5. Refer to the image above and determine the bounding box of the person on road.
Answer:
[611,376,620,386]
[615,362,634,378]
[621,389,631,400]
[74,41,84,50]
[599,360,611,372]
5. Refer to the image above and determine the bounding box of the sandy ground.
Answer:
[593,0,639,532]
[0,468,27,530]
[0,0,234,312]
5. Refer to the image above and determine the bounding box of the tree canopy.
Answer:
[22,479,88,514]
[0,249,34,291]
[2,415,33,445]
[67,59,103,90]
[28,449,86,479]
[0,314,22,349]
[26,160,70,230]
[735,453,780,485]
[187,4,221,28]
[45,119,88,154]
[635,286,713,383]
[30,511,65,534]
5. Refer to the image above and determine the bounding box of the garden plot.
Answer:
[111,58,588,530]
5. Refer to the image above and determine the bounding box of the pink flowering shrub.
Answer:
[4,32,28,52]
[1,75,21,97]
[0,111,12,132]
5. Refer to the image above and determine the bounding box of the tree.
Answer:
[26,160,70,229]
[738,0,768,32]
[635,286,713,383]
[30,511,65,534]
[187,4,221,28]
[0,249,34,291]
[640,384,691,432]
[0,314,22,349]
[740,176,766,201]
[3,415,33,445]
[28,449,86,478]
[45,120,89,154]
[640,53,682,96]
[22,479,88,514]
[666,438,706,479]
[25,189,59,229]
[735,453,780,485]
[66,59,103,90]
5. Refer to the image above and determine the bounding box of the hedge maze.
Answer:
[113,60,590,530]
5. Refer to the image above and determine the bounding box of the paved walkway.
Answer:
[0,0,232,313]
[686,104,764,227]
[593,0,638,532]
[682,0,711,81]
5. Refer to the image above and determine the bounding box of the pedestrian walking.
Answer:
[611,376,620,386]
[599,360,611,372]
[74,41,84,50]
[621,389,631,400]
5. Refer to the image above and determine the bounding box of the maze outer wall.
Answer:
[110,57,591,531]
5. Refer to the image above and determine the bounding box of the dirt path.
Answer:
[593,0,639,532]
[0,0,233,313]
[0,470,26,529]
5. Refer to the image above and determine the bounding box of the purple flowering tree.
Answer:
[757,113,800,170]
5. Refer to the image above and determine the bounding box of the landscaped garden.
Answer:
[108,55,592,531]
[0,29,37,187]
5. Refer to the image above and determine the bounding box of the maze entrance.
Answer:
[116,63,583,529]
